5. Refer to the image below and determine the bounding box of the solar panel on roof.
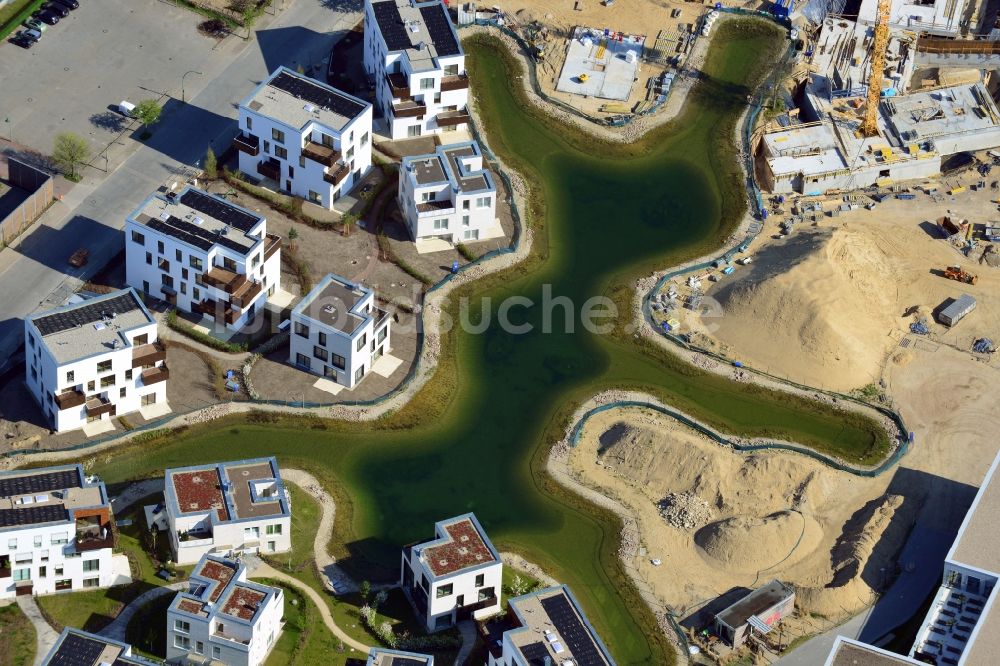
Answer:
[270,72,366,121]
[0,469,80,498]
[540,593,609,666]
[419,4,460,57]
[519,642,554,666]
[387,658,428,666]
[0,504,69,528]
[33,294,141,338]
[148,216,250,254]
[47,632,109,666]
[372,0,411,51]
[180,189,260,232]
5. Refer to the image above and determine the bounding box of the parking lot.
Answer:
[0,0,223,162]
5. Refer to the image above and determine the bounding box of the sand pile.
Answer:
[710,228,899,391]
[659,492,714,531]
[694,511,824,574]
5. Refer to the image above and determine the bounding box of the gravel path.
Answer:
[17,595,59,666]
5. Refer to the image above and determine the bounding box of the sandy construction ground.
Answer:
[654,181,1000,392]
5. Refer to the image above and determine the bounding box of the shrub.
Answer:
[204,146,217,179]
[165,309,248,353]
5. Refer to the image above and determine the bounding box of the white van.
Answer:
[118,101,136,117]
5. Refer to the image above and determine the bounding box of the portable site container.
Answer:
[938,294,977,327]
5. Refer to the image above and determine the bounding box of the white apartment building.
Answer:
[488,585,617,666]
[163,457,291,566]
[24,288,167,433]
[399,141,497,243]
[0,465,124,600]
[236,66,373,209]
[167,554,283,666]
[400,513,502,632]
[288,274,392,389]
[42,628,160,666]
[368,648,434,666]
[125,186,281,331]
[364,0,470,140]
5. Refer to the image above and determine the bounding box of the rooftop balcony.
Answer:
[416,198,456,215]
[387,72,411,100]
[132,341,167,368]
[324,163,350,187]
[85,395,116,418]
[437,109,471,127]
[264,233,281,261]
[440,74,469,92]
[256,159,280,182]
[140,364,169,386]
[233,132,260,157]
[76,524,114,553]
[392,100,427,119]
[302,141,341,168]
[54,388,86,411]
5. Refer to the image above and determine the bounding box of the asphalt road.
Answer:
[0,0,360,366]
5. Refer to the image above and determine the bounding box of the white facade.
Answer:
[288,274,392,389]
[400,513,502,633]
[236,67,373,209]
[0,465,121,600]
[125,186,281,332]
[364,0,470,140]
[399,141,497,242]
[167,555,283,666]
[25,288,167,433]
[164,458,291,566]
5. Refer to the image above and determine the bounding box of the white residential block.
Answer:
[24,289,167,433]
[400,513,501,632]
[164,458,291,566]
[125,186,281,331]
[364,0,470,140]
[0,465,120,600]
[399,141,497,242]
[288,274,392,389]
[167,555,283,666]
[42,628,159,665]
[236,66,373,209]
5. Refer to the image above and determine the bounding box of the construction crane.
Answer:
[861,0,891,137]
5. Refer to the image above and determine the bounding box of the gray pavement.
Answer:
[0,0,361,367]
[16,594,60,666]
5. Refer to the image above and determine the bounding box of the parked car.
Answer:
[33,10,60,25]
[52,0,79,8]
[118,100,136,116]
[68,248,89,268]
[22,28,42,41]
[42,2,69,17]
[23,17,47,32]
[11,33,35,49]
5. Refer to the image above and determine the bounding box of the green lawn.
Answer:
[0,603,36,666]
[124,593,173,660]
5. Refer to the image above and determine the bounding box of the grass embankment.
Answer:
[0,603,36,666]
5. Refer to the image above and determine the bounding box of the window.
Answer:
[193,287,201,300]
[125,369,132,380]
[31,534,42,548]
[120,387,126,398]
[217,622,226,635]
[7,538,15,549]
[308,190,321,204]
[436,583,453,598]
[157,240,164,254]
[355,366,365,383]
[54,565,64,576]
[97,360,112,373]
[190,256,203,270]
[51,533,68,545]
[196,641,204,655]
[433,92,441,104]
[180,282,187,295]
[145,252,152,265]
[462,215,470,227]
[275,146,288,160]
[347,146,354,160]
[299,155,306,168]
[181,268,189,280]
[263,139,270,153]
[175,619,191,633]
[318,332,327,346]
[361,132,369,147]
[40,550,49,562]
[247,116,253,130]
[294,322,310,338]
[252,253,261,268]
[55,579,71,591]
[83,559,100,572]
[222,257,237,272]
[272,128,285,143]
[356,333,367,351]
[478,587,496,602]
[83,578,99,588]
[475,574,485,587]
[433,219,448,230]
[420,77,434,90]
[324,365,338,378]
[295,353,310,368]
[100,375,116,388]
[87,380,95,392]
[421,192,432,202]
[13,569,29,582]
[331,353,346,370]
[39,566,46,578]
[378,326,387,343]
[313,346,328,362]
[321,132,334,148]
[174,635,191,650]
[131,231,145,244]
[175,249,182,261]
[463,200,470,210]
[444,64,459,76]
[212,646,221,659]
[65,370,74,383]
[477,196,492,208]
[266,524,282,535]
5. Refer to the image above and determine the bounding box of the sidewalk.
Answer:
[16,595,59,666]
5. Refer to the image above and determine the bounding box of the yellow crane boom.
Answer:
[862,0,891,137]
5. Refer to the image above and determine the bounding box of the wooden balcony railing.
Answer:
[54,388,86,410]
[233,132,260,156]
[195,300,239,326]
[436,109,470,127]
[302,141,341,168]
[140,364,169,386]
[202,266,247,294]
[231,280,262,309]
[386,72,411,100]
[440,74,469,92]
[392,100,427,119]
[85,396,116,418]
[256,160,280,182]
[132,341,167,368]
[324,163,350,187]
[264,234,281,261]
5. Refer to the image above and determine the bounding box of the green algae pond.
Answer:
[87,20,890,665]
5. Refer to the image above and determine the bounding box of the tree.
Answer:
[52,133,90,180]
[340,213,358,237]
[204,146,217,179]
[133,99,163,137]
[359,579,370,602]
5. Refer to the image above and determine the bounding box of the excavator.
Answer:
[943,265,978,285]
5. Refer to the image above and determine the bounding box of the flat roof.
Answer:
[220,583,268,620]
[197,558,237,603]
[130,186,264,255]
[716,580,794,630]
[506,586,616,666]
[368,648,434,666]
[27,289,154,365]
[402,141,493,194]
[884,84,1000,143]
[948,452,1000,574]
[243,67,370,132]
[824,637,919,666]
[859,0,965,31]
[414,513,498,577]
[0,464,107,530]
[166,457,289,524]
[174,555,278,628]
[369,0,462,71]
[293,273,383,337]
[959,595,1000,663]
[42,628,156,666]
[556,27,643,101]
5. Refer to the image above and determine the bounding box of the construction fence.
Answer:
[0,158,53,246]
